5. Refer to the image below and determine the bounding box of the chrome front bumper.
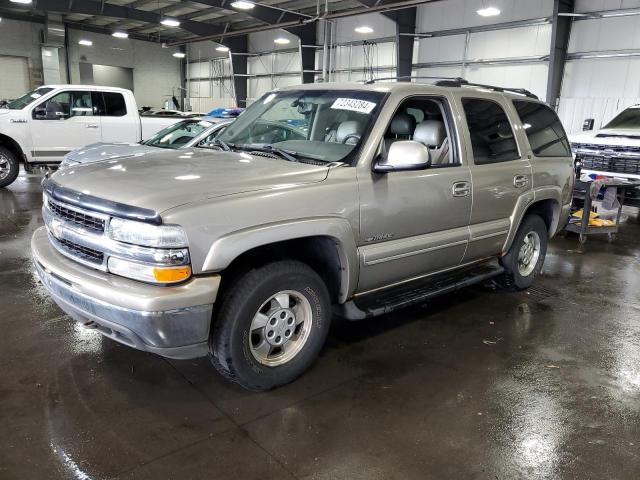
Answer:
[32,227,220,359]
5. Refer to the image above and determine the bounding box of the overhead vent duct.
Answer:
[42,13,65,47]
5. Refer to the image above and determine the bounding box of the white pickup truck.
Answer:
[0,85,182,188]
[571,104,640,208]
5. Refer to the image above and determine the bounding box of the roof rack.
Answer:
[363,76,539,100]
[434,78,539,99]
[362,76,466,85]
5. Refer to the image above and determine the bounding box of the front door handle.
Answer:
[86,124,99,129]
[452,181,471,197]
[514,174,529,188]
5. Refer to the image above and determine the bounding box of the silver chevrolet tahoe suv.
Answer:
[32,80,575,391]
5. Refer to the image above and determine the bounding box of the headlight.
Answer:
[108,218,188,248]
[108,257,191,284]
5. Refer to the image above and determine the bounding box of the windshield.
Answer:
[217,89,386,164]
[143,119,214,149]
[4,87,54,110]
[604,107,640,129]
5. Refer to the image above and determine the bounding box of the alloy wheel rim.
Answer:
[0,154,10,181]
[518,231,541,277]
[249,290,313,367]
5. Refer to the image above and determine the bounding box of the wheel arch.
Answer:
[503,193,561,255]
[202,218,359,304]
[0,134,26,162]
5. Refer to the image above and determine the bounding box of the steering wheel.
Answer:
[341,133,361,144]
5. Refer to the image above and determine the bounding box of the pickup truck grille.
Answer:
[54,236,105,265]
[573,144,640,175]
[48,198,106,233]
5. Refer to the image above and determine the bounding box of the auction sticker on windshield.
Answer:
[331,98,377,114]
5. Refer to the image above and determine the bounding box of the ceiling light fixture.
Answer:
[231,1,254,10]
[78,39,93,46]
[477,6,501,17]
[274,37,290,45]
[216,45,229,52]
[161,17,180,27]
[10,0,33,4]
[173,52,186,58]
[355,26,374,34]
[112,31,129,39]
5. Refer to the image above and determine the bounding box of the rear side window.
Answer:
[92,92,127,117]
[462,98,519,165]
[513,100,571,157]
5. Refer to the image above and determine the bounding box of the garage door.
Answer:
[0,56,29,102]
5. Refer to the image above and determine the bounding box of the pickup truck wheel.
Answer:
[0,147,19,188]
[209,260,331,391]
[499,214,548,290]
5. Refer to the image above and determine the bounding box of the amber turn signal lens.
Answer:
[152,266,191,283]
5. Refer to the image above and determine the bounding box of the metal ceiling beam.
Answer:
[0,0,226,37]
[547,0,575,108]
[190,0,310,25]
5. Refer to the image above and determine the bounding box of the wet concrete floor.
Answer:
[1,171,639,479]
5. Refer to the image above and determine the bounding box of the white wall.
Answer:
[67,29,181,109]
[186,41,235,112]
[0,18,45,93]
[558,12,640,132]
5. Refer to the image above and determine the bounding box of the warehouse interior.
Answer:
[1,0,640,479]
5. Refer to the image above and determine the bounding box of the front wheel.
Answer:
[209,260,331,391]
[499,214,548,290]
[0,147,19,188]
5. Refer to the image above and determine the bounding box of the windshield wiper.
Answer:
[235,143,299,162]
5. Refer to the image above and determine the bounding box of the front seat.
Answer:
[335,120,363,145]
[413,120,450,165]
[384,112,417,154]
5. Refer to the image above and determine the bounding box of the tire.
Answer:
[499,214,548,290]
[0,147,19,188]
[209,260,331,391]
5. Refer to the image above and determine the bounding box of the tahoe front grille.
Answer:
[54,236,105,265]
[48,199,106,233]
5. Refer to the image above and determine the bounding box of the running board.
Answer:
[336,262,504,320]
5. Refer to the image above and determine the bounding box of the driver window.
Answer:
[33,91,94,120]
[382,97,457,167]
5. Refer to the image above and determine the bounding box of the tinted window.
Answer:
[101,92,127,116]
[513,100,571,157]
[33,90,93,120]
[462,98,519,165]
[603,106,640,129]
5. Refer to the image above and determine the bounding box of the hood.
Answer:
[51,148,330,213]
[63,142,159,166]
[570,129,640,147]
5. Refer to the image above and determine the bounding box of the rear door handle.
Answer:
[514,174,529,188]
[452,181,471,197]
[86,124,99,129]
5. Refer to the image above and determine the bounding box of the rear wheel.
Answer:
[209,260,331,391]
[499,214,548,290]
[0,147,19,188]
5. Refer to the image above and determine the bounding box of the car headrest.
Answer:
[390,113,416,136]
[336,120,362,143]
[414,120,446,147]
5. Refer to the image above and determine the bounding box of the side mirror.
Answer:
[373,140,431,173]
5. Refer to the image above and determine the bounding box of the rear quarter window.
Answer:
[512,100,571,157]
[461,98,519,165]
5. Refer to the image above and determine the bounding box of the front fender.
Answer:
[201,217,359,302]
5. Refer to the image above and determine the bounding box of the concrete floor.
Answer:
[1,171,639,480]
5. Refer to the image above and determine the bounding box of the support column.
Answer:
[391,7,416,81]
[226,36,248,107]
[287,23,317,84]
[546,0,575,108]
